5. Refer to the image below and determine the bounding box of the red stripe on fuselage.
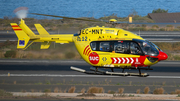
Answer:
[87,50,91,56]
[11,25,19,27]
[85,48,90,55]
[83,45,89,54]
[13,29,22,31]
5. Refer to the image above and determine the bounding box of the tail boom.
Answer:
[10,19,73,50]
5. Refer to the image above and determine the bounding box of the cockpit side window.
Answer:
[90,42,96,51]
[114,41,130,54]
[130,42,142,55]
[99,42,110,51]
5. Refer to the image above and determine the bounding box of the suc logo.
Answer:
[89,52,99,64]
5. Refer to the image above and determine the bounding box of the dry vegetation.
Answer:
[136,89,141,94]
[0,89,13,97]
[44,89,51,93]
[3,87,180,96]
[108,90,116,94]
[176,89,180,94]
[153,88,164,94]
[118,88,124,94]
[81,88,86,93]
[30,89,36,93]
[68,86,76,93]
[171,89,180,94]
[87,87,104,93]
[144,86,150,94]
[154,42,180,60]
[63,89,67,93]
[54,87,59,93]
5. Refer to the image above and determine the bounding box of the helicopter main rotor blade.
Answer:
[31,13,180,25]
[116,21,180,24]
[30,13,104,23]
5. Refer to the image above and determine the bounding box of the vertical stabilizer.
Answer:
[10,23,30,49]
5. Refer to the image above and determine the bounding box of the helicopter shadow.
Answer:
[0,64,179,73]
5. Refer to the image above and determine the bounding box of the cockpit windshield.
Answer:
[145,39,162,51]
[134,39,159,56]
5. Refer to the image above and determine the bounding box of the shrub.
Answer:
[171,91,176,94]
[4,50,16,58]
[31,89,36,93]
[0,89,13,97]
[175,89,180,94]
[54,87,59,93]
[173,29,179,31]
[153,88,164,94]
[68,86,76,93]
[81,88,86,93]
[108,90,115,94]
[159,28,166,31]
[45,80,51,85]
[174,56,180,60]
[166,25,173,27]
[64,89,67,93]
[59,88,62,93]
[152,8,168,13]
[44,89,51,93]
[177,26,180,29]
[152,25,159,28]
[87,87,104,93]
[142,24,147,28]
[144,86,150,94]
[136,89,141,94]
[118,88,124,94]
[136,25,140,27]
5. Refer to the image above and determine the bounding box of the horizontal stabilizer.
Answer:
[41,41,51,49]
[34,24,49,35]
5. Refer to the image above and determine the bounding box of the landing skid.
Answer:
[70,66,149,77]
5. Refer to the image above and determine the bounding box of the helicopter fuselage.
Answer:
[73,26,167,69]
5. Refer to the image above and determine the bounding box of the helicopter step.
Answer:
[90,67,106,74]
[90,67,149,77]
[105,71,128,76]
[70,66,149,77]
[127,72,148,77]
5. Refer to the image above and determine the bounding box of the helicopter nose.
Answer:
[157,51,168,61]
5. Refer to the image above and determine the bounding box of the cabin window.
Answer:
[130,42,142,55]
[99,42,110,51]
[90,42,96,51]
[114,41,130,54]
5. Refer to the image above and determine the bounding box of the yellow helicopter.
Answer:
[10,13,168,77]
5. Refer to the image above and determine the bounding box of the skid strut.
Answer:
[70,66,149,77]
